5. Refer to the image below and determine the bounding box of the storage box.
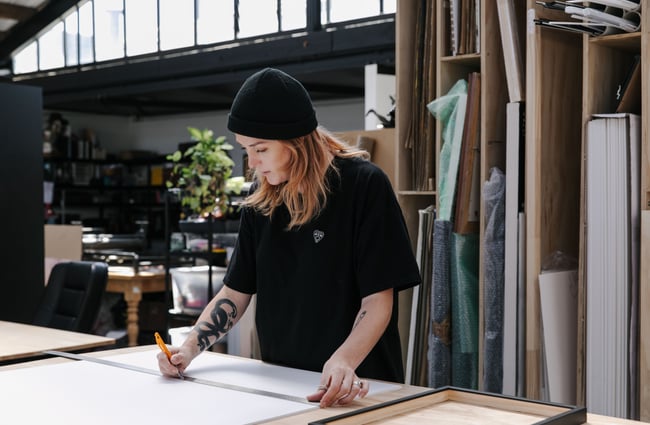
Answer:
[170,265,227,315]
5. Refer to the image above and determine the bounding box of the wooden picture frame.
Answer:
[309,387,586,425]
[453,71,481,234]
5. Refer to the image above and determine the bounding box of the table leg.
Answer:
[122,287,142,347]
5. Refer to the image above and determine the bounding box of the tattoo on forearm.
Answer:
[353,310,366,329]
[195,299,237,352]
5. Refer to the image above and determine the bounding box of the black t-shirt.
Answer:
[224,157,421,383]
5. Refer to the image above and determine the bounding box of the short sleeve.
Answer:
[223,206,257,294]
[351,165,421,298]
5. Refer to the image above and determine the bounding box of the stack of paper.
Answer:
[406,205,435,386]
[585,113,640,418]
[534,0,641,35]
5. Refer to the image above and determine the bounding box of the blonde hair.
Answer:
[243,127,369,229]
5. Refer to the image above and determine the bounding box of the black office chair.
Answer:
[33,261,109,334]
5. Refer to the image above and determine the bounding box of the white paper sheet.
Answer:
[0,349,401,425]
[0,360,310,425]
[110,349,400,399]
[539,269,578,405]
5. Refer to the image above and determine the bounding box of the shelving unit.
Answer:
[396,0,648,418]
[397,0,511,389]
[577,2,648,419]
[395,0,437,245]
[43,156,170,247]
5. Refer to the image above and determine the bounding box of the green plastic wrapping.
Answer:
[450,231,479,389]
[427,79,468,221]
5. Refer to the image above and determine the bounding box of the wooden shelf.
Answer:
[396,0,648,419]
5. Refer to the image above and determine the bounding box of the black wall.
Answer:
[0,82,44,323]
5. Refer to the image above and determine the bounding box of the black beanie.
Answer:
[227,68,318,140]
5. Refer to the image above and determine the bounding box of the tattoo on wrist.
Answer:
[195,299,237,351]
[353,310,366,329]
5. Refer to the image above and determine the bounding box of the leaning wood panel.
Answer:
[642,0,650,213]
[641,5,649,417]
[525,3,583,400]
[640,4,650,420]
[479,0,509,390]
[395,0,417,194]
[641,211,650,422]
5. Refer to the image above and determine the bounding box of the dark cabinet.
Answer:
[0,82,44,323]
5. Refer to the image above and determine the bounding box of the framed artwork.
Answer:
[310,387,586,425]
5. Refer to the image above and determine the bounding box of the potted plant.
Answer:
[166,127,244,233]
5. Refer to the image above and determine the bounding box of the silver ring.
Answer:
[317,384,328,391]
[353,380,363,388]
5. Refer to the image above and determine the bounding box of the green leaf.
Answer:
[187,127,202,140]
[169,151,182,162]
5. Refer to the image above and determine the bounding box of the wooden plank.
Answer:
[525,3,583,400]
[454,71,481,235]
[479,0,509,391]
[640,4,649,417]
[309,388,585,424]
[642,0,650,212]
[525,2,540,400]
[343,400,543,424]
[0,321,115,362]
[641,211,650,421]
[395,0,417,194]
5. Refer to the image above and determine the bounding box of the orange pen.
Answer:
[155,331,184,379]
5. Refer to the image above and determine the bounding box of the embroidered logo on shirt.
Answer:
[313,230,325,243]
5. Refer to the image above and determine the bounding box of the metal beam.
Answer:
[0,0,79,59]
[0,3,36,21]
[306,0,321,31]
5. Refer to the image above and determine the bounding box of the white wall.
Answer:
[57,97,364,176]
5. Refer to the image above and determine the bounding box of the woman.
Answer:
[158,68,421,408]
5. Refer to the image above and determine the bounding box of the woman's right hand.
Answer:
[157,344,194,377]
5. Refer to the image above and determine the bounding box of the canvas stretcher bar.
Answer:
[309,387,586,425]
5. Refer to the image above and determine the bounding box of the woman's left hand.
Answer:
[306,358,369,408]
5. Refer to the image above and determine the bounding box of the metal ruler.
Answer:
[44,350,313,405]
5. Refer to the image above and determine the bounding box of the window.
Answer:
[159,0,194,50]
[39,22,65,70]
[125,0,158,56]
[236,0,278,39]
[13,41,37,74]
[197,0,234,44]
[324,0,379,24]
[94,0,125,61]
[79,1,95,64]
[64,11,79,66]
[280,0,306,31]
[12,0,390,75]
